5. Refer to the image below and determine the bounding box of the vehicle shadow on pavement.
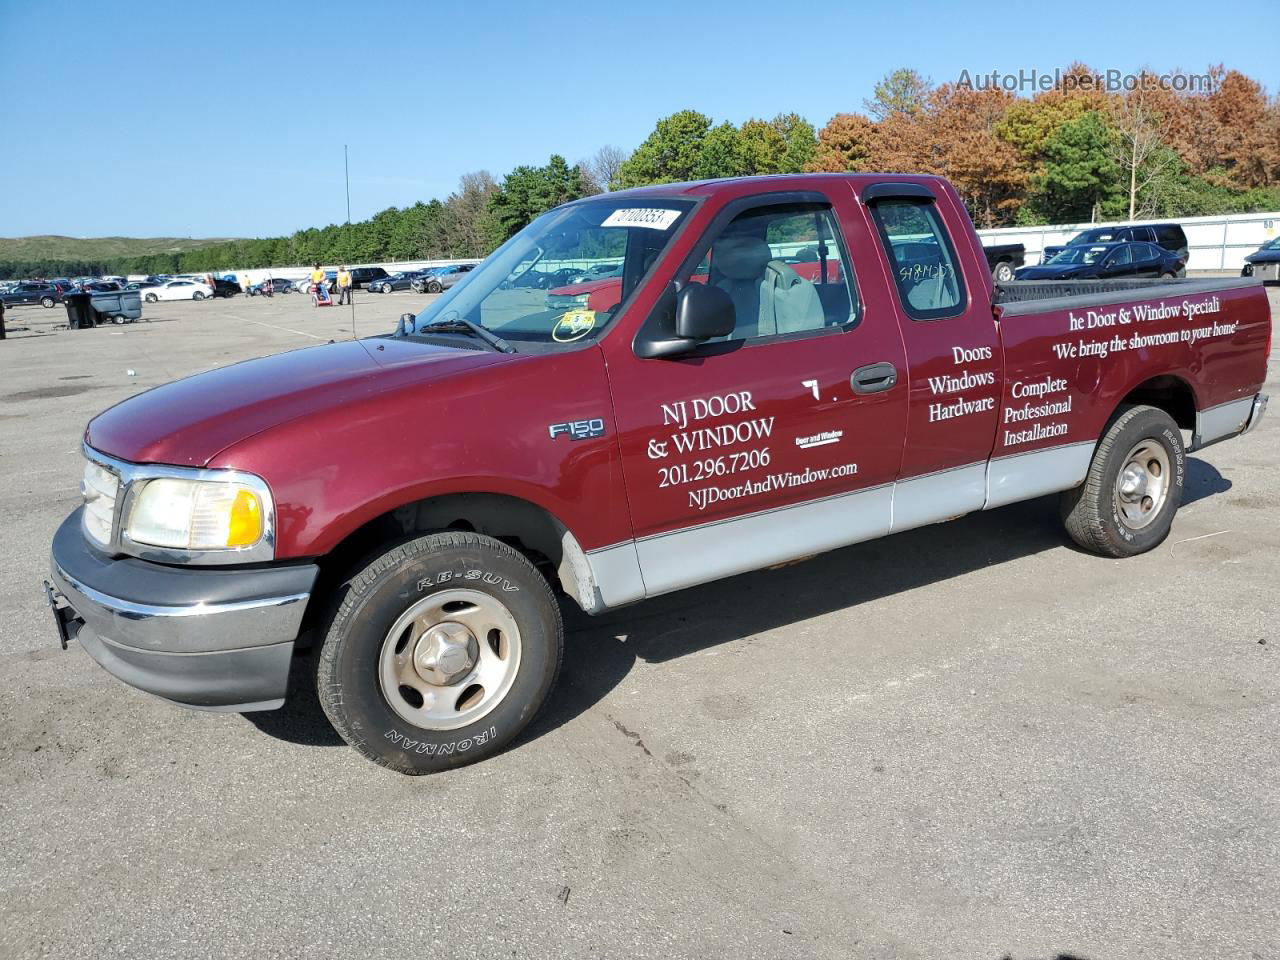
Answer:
[242,652,344,748]
[523,494,1071,747]
[1182,456,1232,506]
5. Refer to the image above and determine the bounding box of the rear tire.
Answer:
[1061,404,1184,557]
[993,261,1015,283]
[316,532,563,774]
[41,296,55,308]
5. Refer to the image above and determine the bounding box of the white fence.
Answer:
[232,258,483,287]
[976,211,1279,272]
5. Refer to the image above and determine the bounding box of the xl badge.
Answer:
[548,418,606,441]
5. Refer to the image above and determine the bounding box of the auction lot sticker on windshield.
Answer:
[602,208,681,230]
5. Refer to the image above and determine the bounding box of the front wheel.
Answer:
[1061,404,1184,557]
[144,293,158,303]
[316,532,563,774]
[193,291,205,300]
[427,281,442,294]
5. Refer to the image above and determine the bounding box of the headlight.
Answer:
[125,477,268,551]
[548,293,591,310]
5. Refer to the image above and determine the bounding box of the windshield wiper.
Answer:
[420,318,516,354]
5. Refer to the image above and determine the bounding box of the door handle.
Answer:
[850,361,898,394]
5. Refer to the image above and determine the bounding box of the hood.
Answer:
[1016,263,1088,280]
[1245,248,1280,264]
[86,337,512,466]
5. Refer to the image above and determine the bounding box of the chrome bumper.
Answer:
[1240,393,1268,437]
[47,509,318,711]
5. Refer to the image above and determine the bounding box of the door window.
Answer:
[868,199,966,320]
[1106,246,1133,267]
[673,203,858,343]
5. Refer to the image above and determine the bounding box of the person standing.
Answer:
[336,266,352,305]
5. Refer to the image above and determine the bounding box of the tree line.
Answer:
[7,62,1279,279]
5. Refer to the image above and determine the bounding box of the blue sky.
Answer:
[2,0,1275,238]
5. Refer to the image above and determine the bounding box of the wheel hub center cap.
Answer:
[1119,465,1148,499]
[413,622,477,686]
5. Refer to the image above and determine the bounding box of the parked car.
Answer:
[347,266,389,290]
[983,242,1025,283]
[1241,236,1280,284]
[45,173,1270,775]
[211,278,243,298]
[1014,241,1184,280]
[1,282,64,307]
[1042,223,1188,266]
[125,281,162,292]
[140,279,214,302]
[248,278,295,296]
[370,271,429,293]
[409,264,476,294]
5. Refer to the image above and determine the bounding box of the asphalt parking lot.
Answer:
[1,288,1276,960]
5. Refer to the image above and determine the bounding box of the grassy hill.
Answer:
[0,235,244,262]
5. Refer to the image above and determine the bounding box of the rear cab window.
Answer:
[867,196,967,321]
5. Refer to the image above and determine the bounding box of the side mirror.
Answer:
[674,283,735,340]
[397,312,415,336]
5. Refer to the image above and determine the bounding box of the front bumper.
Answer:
[47,509,318,711]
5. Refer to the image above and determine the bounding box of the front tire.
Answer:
[193,291,205,300]
[317,532,563,774]
[144,293,158,303]
[1061,404,1184,557]
[427,281,442,294]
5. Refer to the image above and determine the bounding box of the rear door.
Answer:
[607,188,908,597]
[861,183,1002,530]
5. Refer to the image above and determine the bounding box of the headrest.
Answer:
[715,236,771,280]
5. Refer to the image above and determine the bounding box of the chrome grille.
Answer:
[81,457,120,546]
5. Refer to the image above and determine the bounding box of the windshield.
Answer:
[1069,228,1117,245]
[410,197,695,348]
[1049,245,1111,265]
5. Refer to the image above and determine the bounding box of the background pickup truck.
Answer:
[982,241,1025,283]
[47,173,1270,775]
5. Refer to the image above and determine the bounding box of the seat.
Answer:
[713,235,823,339]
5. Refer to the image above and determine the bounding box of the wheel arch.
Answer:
[311,490,606,619]
[1113,373,1198,433]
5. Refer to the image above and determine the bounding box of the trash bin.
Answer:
[63,292,95,330]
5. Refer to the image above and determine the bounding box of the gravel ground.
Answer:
[0,288,1276,960]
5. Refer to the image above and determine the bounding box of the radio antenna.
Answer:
[345,144,356,338]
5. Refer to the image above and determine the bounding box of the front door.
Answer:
[607,190,909,598]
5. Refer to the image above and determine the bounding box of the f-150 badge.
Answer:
[548,419,606,441]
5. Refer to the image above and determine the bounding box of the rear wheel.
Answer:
[316,532,563,774]
[1161,271,1177,279]
[41,296,55,308]
[993,261,1015,283]
[1061,404,1184,557]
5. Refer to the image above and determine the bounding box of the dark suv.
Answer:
[347,267,389,289]
[1043,223,1188,272]
[1,282,64,307]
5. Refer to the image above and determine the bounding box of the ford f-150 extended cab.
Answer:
[46,174,1270,774]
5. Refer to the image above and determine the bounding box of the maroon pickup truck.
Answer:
[46,174,1270,774]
